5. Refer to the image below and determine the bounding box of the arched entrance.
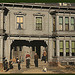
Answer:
[10,40,47,61]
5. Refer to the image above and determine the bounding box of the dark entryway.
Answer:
[10,40,47,59]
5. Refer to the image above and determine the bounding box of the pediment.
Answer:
[33,13,45,16]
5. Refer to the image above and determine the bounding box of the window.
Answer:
[65,17,69,31]
[53,17,56,31]
[71,17,75,31]
[59,41,63,56]
[16,16,23,30]
[66,41,69,56]
[36,17,42,30]
[59,17,63,30]
[53,41,56,56]
[71,41,75,56]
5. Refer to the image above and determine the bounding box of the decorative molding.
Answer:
[14,12,26,16]
[33,13,45,17]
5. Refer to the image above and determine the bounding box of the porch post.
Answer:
[45,38,53,62]
[0,37,3,63]
[5,38,12,61]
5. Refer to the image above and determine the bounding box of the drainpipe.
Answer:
[3,8,5,58]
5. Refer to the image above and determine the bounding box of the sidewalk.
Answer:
[0,65,75,74]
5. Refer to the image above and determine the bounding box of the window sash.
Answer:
[66,41,69,48]
[16,16,23,29]
[17,23,23,29]
[65,17,69,24]
[36,17,42,23]
[60,41,63,48]
[66,48,69,52]
[72,41,75,48]
[72,49,75,53]
[36,17,42,30]
[59,17,63,24]
[66,41,69,53]
[71,17,74,25]
[60,48,63,52]
[17,16,23,23]
[59,41,63,53]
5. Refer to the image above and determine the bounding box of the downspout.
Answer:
[3,8,5,58]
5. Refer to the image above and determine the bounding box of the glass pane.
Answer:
[60,49,63,52]
[71,17,74,25]
[72,49,75,52]
[59,17,63,24]
[20,17,23,23]
[20,24,23,28]
[72,42,74,48]
[59,25,62,30]
[65,17,69,24]
[60,41,63,48]
[36,23,42,30]
[17,17,20,22]
[66,41,69,48]
[65,25,69,31]
[17,23,21,29]
[36,17,42,23]
[70,25,74,30]
[66,49,69,52]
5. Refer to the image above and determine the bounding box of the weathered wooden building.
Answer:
[0,3,75,65]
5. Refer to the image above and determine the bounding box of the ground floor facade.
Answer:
[0,36,75,65]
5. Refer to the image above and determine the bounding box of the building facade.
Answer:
[0,3,75,65]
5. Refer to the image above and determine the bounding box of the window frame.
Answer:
[71,41,75,56]
[36,17,42,30]
[71,17,75,31]
[65,17,69,31]
[66,41,70,56]
[59,17,63,31]
[59,41,64,56]
[16,16,23,30]
[15,14,26,30]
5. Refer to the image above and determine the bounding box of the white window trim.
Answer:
[14,12,26,30]
[33,13,45,31]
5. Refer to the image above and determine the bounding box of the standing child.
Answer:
[17,60,21,70]
[26,52,30,68]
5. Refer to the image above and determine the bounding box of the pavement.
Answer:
[0,60,75,74]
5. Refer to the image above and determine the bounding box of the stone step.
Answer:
[12,59,48,69]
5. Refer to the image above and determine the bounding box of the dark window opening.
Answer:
[60,52,63,56]
[66,52,69,56]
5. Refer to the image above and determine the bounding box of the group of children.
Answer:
[2,50,47,71]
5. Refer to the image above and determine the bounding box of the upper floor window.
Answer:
[16,16,23,30]
[65,17,69,31]
[36,17,42,30]
[59,41,63,56]
[59,17,63,30]
[71,41,75,56]
[71,17,75,31]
